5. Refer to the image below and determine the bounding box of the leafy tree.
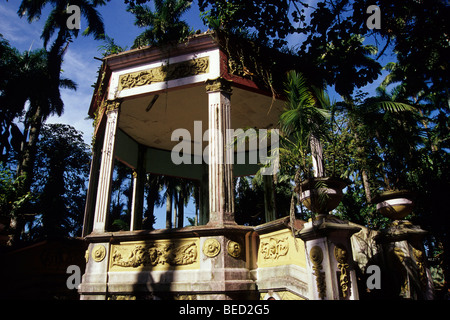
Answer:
[108,160,133,231]
[27,124,90,240]
[12,49,77,196]
[17,0,110,135]
[199,0,294,49]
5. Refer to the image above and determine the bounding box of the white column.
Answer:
[92,100,121,233]
[130,144,145,231]
[82,137,102,237]
[206,77,235,226]
[129,171,138,231]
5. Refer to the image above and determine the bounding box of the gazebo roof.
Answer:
[89,31,295,178]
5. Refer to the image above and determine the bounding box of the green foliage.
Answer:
[127,0,194,48]
[98,35,128,57]
[199,0,294,49]
[0,165,32,219]
[30,124,91,238]
[279,70,331,179]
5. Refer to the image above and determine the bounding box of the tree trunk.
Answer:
[17,105,42,194]
[361,168,372,203]
[165,191,172,229]
[177,197,184,228]
[11,105,43,244]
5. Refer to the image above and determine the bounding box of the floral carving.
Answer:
[260,237,289,260]
[119,57,209,91]
[111,242,197,268]
[334,244,350,299]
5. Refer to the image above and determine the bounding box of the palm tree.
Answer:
[0,35,23,162]
[127,0,193,48]
[279,70,331,181]
[13,0,108,195]
[336,86,418,201]
[143,173,164,229]
[18,0,108,48]
[7,49,77,244]
[15,49,77,195]
[17,1,108,143]
[278,70,331,220]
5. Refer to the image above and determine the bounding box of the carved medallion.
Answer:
[203,238,221,258]
[92,245,106,262]
[310,245,324,265]
[227,240,242,258]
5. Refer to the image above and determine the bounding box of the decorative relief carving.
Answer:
[92,245,106,262]
[390,247,408,296]
[310,245,326,299]
[205,77,233,94]
[260,237,289,260]
[119,57,209,91]
[412,247,427,289]
[111,241,198,269]
[108,295,137,300]
[203,238,221,258]
[227,240,242,258]
[334,244,350,299]
[105,99,122,113]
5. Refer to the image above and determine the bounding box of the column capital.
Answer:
[105,99,122,113]
[205,77,233,95]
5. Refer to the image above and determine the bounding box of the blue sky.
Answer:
[0,0,206,145]
[0,0,393,229]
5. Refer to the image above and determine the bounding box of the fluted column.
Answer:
[205,78,235,226]
[92,100,121,233]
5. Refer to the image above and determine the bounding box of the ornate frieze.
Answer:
[118,57,209,91]
[110,240,198,270]
[310,245,326,299]
[260,237,289,260]
[334,244,350,299]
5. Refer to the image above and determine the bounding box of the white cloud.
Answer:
[0,2,42,50]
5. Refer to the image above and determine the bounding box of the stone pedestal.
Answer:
[298,215,361,300]
[376,220,434,299]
